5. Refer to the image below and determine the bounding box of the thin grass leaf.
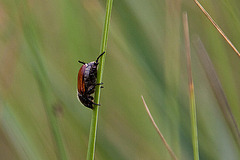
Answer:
[16,1,68,159]
[141,96,178,160]
[0,105,40,159]
[193,37,240,148]
[86,0,113,160]
[183,12,200,160]
[194,0,240,57]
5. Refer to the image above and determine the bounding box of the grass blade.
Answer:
[193,37,240,147]
[194,0,240,57]
[86,0,113,160]
[1,104,41,159]
[141,96,178,160]
[17,1,67,159]
[183,12,200,160]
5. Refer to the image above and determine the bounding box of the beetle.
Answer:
[77,51,105,109]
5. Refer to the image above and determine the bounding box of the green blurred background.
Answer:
[0,0,240,159]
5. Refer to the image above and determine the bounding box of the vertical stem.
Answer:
[183,12,200,160]
[86,0,113,160]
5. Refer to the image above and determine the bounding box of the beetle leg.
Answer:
[88,96,94,100]
[96,83,104,88]
[86,86,95,94]
[93,83,104,89]
[95,83,104,88]
[92,102,101,106]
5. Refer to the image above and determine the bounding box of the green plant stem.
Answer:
[183,12,199,160]
[86,0,113,160]
[190,90,199,160]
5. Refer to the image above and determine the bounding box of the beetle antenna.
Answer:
[78,60,85,64]
[96,51,105,63]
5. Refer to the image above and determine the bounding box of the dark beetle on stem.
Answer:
[77,52,105,109]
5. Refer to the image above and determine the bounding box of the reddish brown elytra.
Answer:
[77,52,105,109]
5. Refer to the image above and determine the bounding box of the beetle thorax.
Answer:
[84,62,97,77]
[83,61,98,88]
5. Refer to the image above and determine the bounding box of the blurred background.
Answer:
[0,0,240,159]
